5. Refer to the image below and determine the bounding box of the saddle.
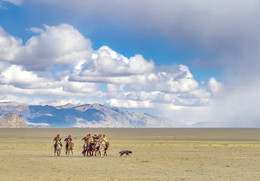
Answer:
[54,141,62,147]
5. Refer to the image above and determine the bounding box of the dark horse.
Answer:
[82,142,97,157]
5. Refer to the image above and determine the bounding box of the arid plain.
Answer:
[0,128,260,181]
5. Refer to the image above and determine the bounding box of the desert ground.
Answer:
[0,128,260,181]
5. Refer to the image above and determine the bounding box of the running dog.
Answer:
[119,150,132,156]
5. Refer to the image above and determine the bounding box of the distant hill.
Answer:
[0,112,27,128]
[0,102,185,128]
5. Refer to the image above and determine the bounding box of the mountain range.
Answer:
[0,102,185,128]
[0,112,27,128]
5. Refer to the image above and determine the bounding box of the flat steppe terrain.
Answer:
[0,128,260,181]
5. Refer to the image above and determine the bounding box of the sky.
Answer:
[0,0,260,127]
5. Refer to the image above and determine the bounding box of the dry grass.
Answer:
[0,128,260,181]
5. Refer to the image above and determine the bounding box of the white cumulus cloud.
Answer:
[0,27,22,61]
[0,65,46,86]
[0,24,92,71]
[74,45,154,77]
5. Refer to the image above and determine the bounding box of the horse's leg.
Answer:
[54,144,57,156]
[100,147,103,158]
[84,147,87,157]
[87,146,91,157]
[82,147,85,156]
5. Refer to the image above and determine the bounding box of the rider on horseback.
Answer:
[102,134,108,143]
[93,134,99,143]
[64,135,72,150]
[102,134,109,155]
[54,134,62,141]
[53,134,62,149]
[82,134,93,152]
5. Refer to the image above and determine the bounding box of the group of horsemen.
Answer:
[53,133,109,155]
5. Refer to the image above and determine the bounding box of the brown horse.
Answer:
[82,142,94,157]
[104,142,109,156]
[87,142,97,157]
[54,141,62,156]
[65,140,74,156]
[82,143,87,156]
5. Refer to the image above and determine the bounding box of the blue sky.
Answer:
[0,0,260,127]
[0,0,221,81]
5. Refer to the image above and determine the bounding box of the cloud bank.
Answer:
[0,24,220,126]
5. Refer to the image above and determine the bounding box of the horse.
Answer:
[95,141,109,157]
[54,141,62,156]
[93,142,100,156]
[104,142,109,156]
[65,140,74,156]
[82,143,87,156]
[99,141,107,158]
[82,142,94,157]
[87,142,97,157]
